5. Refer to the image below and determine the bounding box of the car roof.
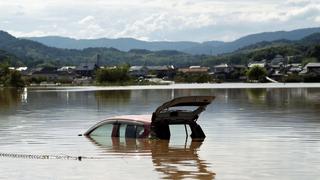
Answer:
[107,115,152,124]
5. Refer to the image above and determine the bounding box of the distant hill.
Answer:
[24,27,320,55]
[24,36,201,52]
[227,32,320,63]
[1,29,319,67]
[0,31,203,67]
[0,49,22,66]
[236,32,320,53]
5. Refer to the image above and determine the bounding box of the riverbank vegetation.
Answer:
[174,73,214,83]
[0,62,25,87]
[95,65,130,84]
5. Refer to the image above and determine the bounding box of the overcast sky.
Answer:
[0,0,319,42]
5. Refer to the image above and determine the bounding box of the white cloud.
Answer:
[8,30,53,37]
[285,0,313,6]
[1,0,320,42]
[78,16,95,25]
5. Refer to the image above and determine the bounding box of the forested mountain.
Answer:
[24,27,320,55]
[0,49,21,66]
[0,31,205,67]
[24,36,201,52]
[0,30,319,68]
[217,32,320,64]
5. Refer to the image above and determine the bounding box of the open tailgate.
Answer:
[152,96,215,125]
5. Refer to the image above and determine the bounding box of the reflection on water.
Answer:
[246,89,267,104]
[0,88,27,113]
[87,136,215,179]
[95,90,132,106]
[151,140,215,180]
[1,87,320,179]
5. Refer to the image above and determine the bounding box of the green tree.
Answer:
[0,62,25,87]
[301,57,317,67]
[174,72,213,83]
[246,65,267,82]
[0,63,9,85]
[95,65,130,83]
[307,45,320,60]
[5,70,25,87]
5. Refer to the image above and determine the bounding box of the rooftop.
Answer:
[214,64,229,68]
[76,63,98,71]
[305,62,320,68]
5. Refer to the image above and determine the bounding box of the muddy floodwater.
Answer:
[0,86,320,180]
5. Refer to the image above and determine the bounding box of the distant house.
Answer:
[8,67,28,71]
[300,63,320,75]
[213,64,247,81]
[212,64,233,80]
[129,66,148,77]
[269,65,286,80]
[58,66,76,72]
[287,64,302,74]
[75,63,99,77]
[7,67,28,76]
[129,65,175,78]
[29,67,58,80]
[146,65,175,78]
[248,61,267,68]
[178,66,209,74]
[270,55,285,66]
[213,64,233,74]
[28,67,77,82]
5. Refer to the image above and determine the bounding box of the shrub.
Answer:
[96,65,130,83]
[246,65,267,82]
[174,73,213,83]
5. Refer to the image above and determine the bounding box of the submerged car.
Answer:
[84,96,215,141]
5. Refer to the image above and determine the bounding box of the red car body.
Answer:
[84,96,215,141]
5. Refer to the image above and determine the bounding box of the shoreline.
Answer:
[25,82,320,91]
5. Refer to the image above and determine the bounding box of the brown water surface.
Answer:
[0,87,320,179]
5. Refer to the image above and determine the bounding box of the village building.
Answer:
[178,66,210,74]
[270,55,286,65]
[75,63,99,77]
[8,67,28,71]
[213,64,233,74]
[129,66,149,78]
[27,67,77,83]
[300,63,320,75]
[129,65,175,79]
[213,64,247,81]
[287,63,302,74]
[28,67,58,80]
[146,65,175,78]
[212,64,233,80]
[58,66,76,72]
[248,61,267,68]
